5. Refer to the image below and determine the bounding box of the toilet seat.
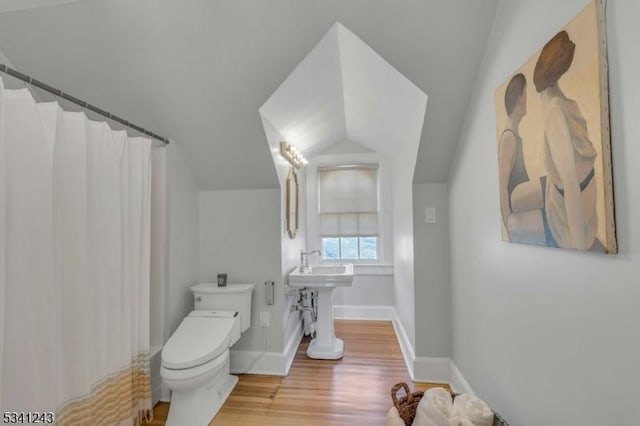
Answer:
[162,310,241,370]
[160,350,229,384]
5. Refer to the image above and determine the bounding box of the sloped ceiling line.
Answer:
[0,0,83,14]
[0,0,498,188]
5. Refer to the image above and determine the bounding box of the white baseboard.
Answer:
[152,375,163,405]
[390,308,416,380]
[283,318,304,374]
[160,384,170,403]
[229,319,303,376]
[449,361,475,395]
[339,306,474,394]
[150,347,166,404]
[226,304,476,396]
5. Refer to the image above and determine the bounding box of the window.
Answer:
[318,165,378,260]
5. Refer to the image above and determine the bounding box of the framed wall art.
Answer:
[495,0,616,253]
[286,167,298,239]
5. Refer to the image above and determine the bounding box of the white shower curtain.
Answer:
[0,78,153,425]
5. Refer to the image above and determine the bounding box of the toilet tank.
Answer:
[190,283,254,333]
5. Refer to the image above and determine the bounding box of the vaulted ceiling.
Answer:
[260,23,428,165]
[0,0,498,189]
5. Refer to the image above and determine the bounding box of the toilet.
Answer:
[161,283,254,426]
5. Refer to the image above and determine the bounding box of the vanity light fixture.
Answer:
[280,141,308,168]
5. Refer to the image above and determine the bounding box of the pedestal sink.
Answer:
[289,264,354,359]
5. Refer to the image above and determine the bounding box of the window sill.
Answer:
[318,262,393,276]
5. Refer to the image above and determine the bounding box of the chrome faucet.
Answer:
[300,249,320,273]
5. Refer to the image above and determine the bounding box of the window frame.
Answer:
[306,153,392,266]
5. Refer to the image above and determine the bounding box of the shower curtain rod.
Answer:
[0,63,170,145]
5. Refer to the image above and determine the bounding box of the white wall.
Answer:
[448,0,640,424]
[166,143,200,338]
[413,183,450,358]
[390,134,424,351]
[279,165,306,357]
[259,116,306,362]
[199,189,284,353]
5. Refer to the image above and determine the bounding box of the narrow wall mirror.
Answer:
[286,168,298,239]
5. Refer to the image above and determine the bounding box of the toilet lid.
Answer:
[162,311,241,370]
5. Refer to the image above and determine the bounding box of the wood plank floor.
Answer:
[145,320,450,425]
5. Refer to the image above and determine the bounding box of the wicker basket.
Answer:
[390,382,509,426]
[391,383,424,425]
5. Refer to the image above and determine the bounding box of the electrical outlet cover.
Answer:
[259,311,270,327]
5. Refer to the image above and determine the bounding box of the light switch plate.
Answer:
[260,312,270,328]
[425,207,436,223]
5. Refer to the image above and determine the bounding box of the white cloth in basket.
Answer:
[453,394,494,426]
[412,387,458,426]
[386,406,407,426]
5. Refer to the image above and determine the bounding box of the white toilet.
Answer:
[161,283,254,426]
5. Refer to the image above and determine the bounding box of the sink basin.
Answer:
[288,264,354,287]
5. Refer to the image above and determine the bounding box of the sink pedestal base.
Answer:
[307,337,343,360]
[306,287,344,360]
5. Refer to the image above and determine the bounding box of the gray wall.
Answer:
[0,48,29,91]
[413,183,450,358]
[448,0,640,425]
[166,143,200,338]
[0,49,13,67]
[333,275,394,306]
[199,189,284,352]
